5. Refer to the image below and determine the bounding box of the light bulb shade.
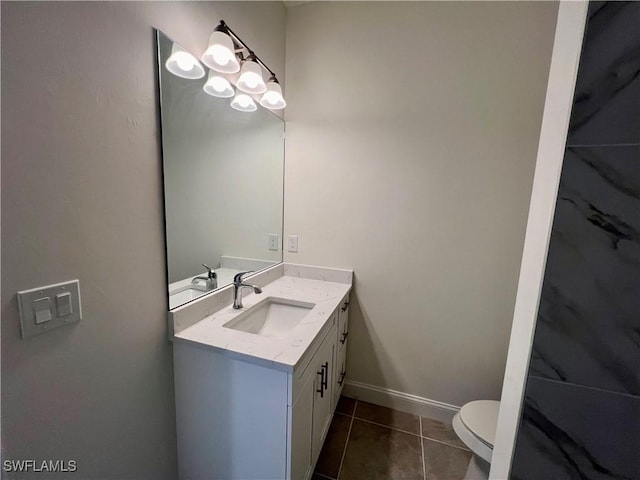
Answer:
[230,92,257,112]
[236,58,267,94]
[259,80,286,109]
[203,72,234,98]
[165,43,205,79]
[202,31,240,73]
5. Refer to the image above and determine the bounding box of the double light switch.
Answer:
[17,280,82,338]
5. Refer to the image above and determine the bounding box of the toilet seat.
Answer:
[452,400,500,464]
[460,400,499,447]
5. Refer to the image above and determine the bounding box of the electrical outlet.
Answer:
[268,233,279,251]
[287,235,298,253]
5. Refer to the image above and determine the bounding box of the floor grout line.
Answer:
[420,416,426,480]
[352,416,422,438]
[327,397,470,479]
[351,411,469,451]
[336,399,357,480]
[350,414,467,450]
[353,417,470,451]
[422,436,470,452]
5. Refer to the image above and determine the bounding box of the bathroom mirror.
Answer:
[156,31,284,310]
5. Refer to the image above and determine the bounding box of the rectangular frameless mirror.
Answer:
[156,30,284,310]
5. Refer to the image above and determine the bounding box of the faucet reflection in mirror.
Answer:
[191,264,218,291]
[164,20,286,112]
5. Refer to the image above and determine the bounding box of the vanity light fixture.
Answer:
[237,53,267,94]
[205,20,286,111]
[201,23,240,74]
[259,76,287,110]
[203,71,235,98]
[230,92,257,112]
[165,43,205,79]
[166,20,285,112]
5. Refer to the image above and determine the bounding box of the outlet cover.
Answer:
[287,235,299,253]
[268,233,279,251]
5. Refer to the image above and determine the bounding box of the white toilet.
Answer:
[452,400,500,480]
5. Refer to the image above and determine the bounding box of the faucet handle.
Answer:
[234,271,254,284]
[202,263,217,278]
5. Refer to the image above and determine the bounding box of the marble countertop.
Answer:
[173,274,351,372]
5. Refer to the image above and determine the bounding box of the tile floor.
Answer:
[312,397,472,480]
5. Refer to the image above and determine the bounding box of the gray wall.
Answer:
[284,1,559,406]
[1,2,286,478]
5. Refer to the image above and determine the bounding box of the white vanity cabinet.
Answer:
[174,302,349,480]
[290,320,337,480]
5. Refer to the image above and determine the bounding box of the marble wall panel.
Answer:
[529,146,640,396]
[567,2,640,146]
[512,377,640,480]
[512,3,640,477]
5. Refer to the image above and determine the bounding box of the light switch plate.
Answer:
[17,280,82,339]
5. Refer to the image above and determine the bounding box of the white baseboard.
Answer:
[342,380,460,423]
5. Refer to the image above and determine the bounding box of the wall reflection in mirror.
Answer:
[157,31,284,310]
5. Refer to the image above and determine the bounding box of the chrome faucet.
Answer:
[233,271,262,309]
[191,263,218,291]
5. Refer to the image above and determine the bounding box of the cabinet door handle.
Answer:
[321,362,328,392]
[340,331,349,344]
[338,370,346,387]
[316,369,324,398]
[317,362,328,397]
[341,301,350,312]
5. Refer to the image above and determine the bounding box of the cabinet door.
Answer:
[290,375,313,480]
[334,342,347,402]
[311,326,336,463]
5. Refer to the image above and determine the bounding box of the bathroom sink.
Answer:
[223,297,315,338]
[169,285,208,309]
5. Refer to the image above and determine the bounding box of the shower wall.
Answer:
[511,2,640,479]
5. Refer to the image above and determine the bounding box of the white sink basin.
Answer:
[223,297,315,338]
[169,285,208,309]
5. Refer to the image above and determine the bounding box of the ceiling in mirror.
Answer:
[156,30,285,310]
